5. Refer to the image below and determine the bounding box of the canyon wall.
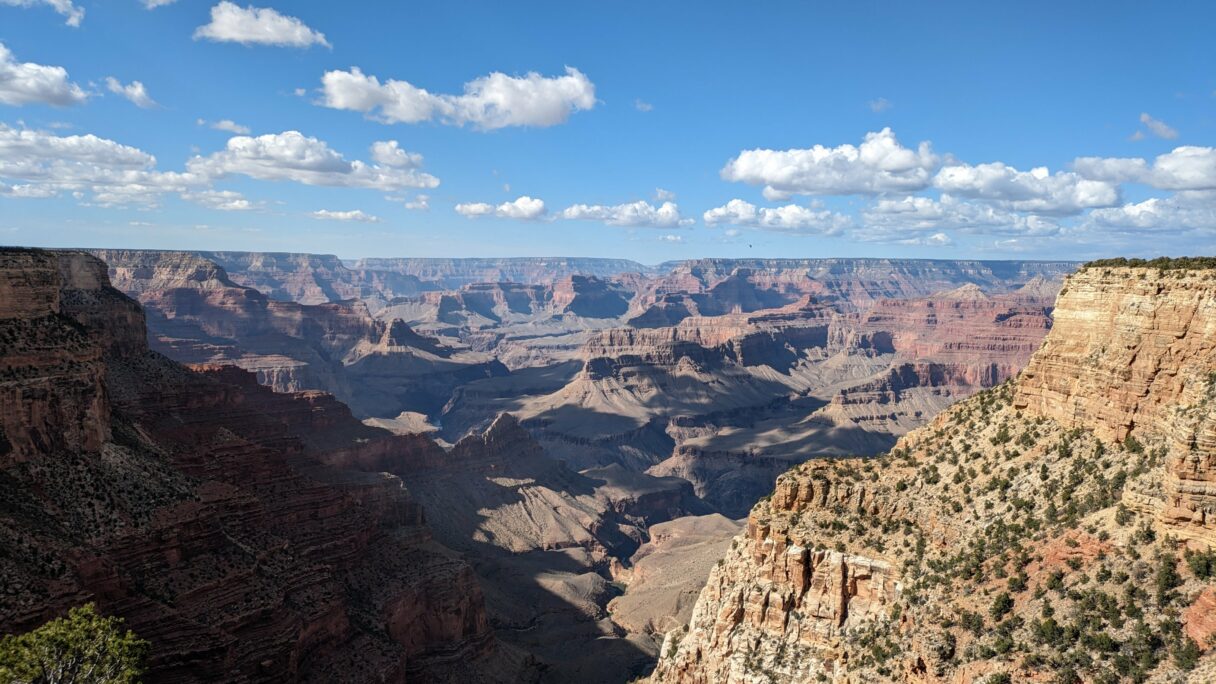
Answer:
[0,249,521,683]
[653,263,1216,683]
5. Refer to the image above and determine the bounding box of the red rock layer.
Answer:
[0,250,507,683]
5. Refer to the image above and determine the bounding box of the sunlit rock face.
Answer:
[653,263,1216,684]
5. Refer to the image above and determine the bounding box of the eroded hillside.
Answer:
[652,263,1216,683]
[0,249,530,682]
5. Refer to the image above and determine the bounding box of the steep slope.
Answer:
[652,262,1216,683]
[0,249,524,683]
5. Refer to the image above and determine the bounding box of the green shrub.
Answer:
[0,604,147,684]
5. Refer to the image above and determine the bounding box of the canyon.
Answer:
[3,247,1107,682]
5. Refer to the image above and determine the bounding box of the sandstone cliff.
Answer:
[653,263,1216,683]
[0,249,525,682]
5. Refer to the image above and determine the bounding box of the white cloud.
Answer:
[0,182,58,198]
[703,199,850,235]
[496,196,546,219]
[402,193,429,210]
[182,189,254,211]
[0,0,83,26]
[311,209,381,223]
[319,66,596,129]
[369,139,422,168]
[560,200,693,228]
[143,0,177,8]
[454,202,494,217]
[1071,156,1148,184]
[1085,191,1216,233]
[194,2,330,48]
[862,194,1061,236]
[654,187,676,201]
[455,196,546,220]
[933,162,1119,214]
[1138,112,1178,140]
[0,123,196,205]
[635,99,653,112]
[898,232,952,247]
[0,124,443,211]
[198,118,251,134]
[105,77,157,109]
[1074,146,1216,191]
[867,97,891,112]
[0,43,87,106]
[1148,147,1216,190]
[721,128,938,197]
[659,234,683,243]
[186,130,439,191]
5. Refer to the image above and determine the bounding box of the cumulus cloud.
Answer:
[453,202,494,217]
[1138,112,1178,140]
[0,124,442,211]
[0,43,87,106]
[369,139,422,168]
[186,131,439,191]
[721,128,938,197]
[194,2,330,48]
[105,77,157,108]
[635,99,653,112]
[402,193,429,210]
[0,123,196,205]
[898,232,952,247]
[862,194,1061,236]
[455,196,546,220]
[1085,191,1216,233]
[198,118,251,134]
[319,66,596,129]
[182,189,254,211]
[311,209,381,223]
[933,162,1119,214]
[560,200,693,228]
[143,0,177,8]
[867,97,891,112]
[0,0,83,26]
[659,234,683,243]
[654,187,676,201]
[703,199,851,235]
[1074,146,1216,191]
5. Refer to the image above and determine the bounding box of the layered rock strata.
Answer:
[0,249,518,683]
[652,264,1216,683]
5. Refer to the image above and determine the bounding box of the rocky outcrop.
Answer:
[1013,266,1216,547]
[1014,266,1216,443]
[0,249,518,683]
[653,262,1216,683]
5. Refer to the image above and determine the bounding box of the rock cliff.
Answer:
[0,249,523,682]
[653,262,1216,683]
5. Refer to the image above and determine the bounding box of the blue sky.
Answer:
[1,0,1213,262]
